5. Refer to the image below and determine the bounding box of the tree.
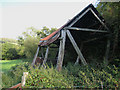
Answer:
[97,2,120,60]
[18,26,57,59]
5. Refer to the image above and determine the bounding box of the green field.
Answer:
[0,59,23,73]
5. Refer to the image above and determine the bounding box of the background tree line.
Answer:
[1,26,57,60]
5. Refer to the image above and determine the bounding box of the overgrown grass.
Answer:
[0,59,32,73]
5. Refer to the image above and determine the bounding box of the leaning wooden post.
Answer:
[66,30,87,65]
[32,46,40,66]
[75,42,83,65]
[104,39,110,66]
[21,72,28,87]
[56,30,66,71]
[42,46,49,67]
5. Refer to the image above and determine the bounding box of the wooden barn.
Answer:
[32,4,110,71]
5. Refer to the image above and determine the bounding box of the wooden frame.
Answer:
[66,30,87,65]
[56,30,66,71]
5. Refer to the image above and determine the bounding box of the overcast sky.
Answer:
[0,0,98,40]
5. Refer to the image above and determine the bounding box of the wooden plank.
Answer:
[8,83,21,89]
[66,30,87,65]
[42,46,49,67]
[32,46,40,66]
[56,30,66,71]
[64,27,108,33]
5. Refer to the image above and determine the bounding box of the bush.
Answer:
[2,43,25,60]
[24,36,39,59]
[65,63,120,88]
[25,65,74,88]
[2,62,31,88]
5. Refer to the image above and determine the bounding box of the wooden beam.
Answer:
[32,46,40,66]
[69,8,90,27]
[90,8,109,31]
[74,43,83,65]
[56,30,66,71]
[64,27,108,33]
[42,46,49,67]
[66,30,87,65]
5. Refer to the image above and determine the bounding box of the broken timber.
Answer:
[66,30,87,65]
[56,30,66,71]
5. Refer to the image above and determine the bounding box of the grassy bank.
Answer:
[0,59,32,73]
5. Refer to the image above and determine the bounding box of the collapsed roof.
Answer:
[39,4,109,46]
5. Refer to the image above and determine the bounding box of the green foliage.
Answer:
[24,36,39,58]
[65,62,120,88]
[2,43,18,60]
[2,42,25,60]
[97,2,120,59]
[2,73,14,88]
[17,26,57,59]
[25,65,73,88]
[1,61,31,88]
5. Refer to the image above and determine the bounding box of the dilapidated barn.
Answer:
[32,4,110,71]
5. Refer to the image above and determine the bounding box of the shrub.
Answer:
[2,43,25,60]
[65,63,120,88]
[25,65,74,88]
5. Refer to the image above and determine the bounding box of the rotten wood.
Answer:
[66,30,87,65]
[56,30,66,71]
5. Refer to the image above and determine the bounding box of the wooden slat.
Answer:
[65,27,108,33]
[32,46,40,66]
[56,30,66,71]
[42,46,49,67]
[66,30,87,65]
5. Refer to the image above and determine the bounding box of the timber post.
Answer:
[56,29,66,71]
[32,46,40,66]
[21,72,28,87]
[42,46,50,68]
[66,30,87,65]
